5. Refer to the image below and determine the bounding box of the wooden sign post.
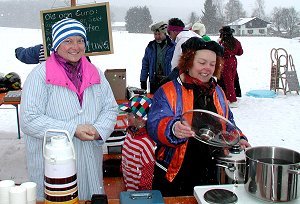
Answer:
[40,2,113,58]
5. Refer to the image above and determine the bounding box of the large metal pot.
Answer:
[244,146,300,202]
[215,146,246,184]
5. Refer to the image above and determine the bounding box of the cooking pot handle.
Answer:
[216,163,236,172]
[288,168,300,175]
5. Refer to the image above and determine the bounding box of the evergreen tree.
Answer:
[188,12,200,27]
[214,0,225,27]
[125,6,153,33]
[201,0,220,34]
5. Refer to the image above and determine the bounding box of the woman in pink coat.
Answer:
[218,26,243,108]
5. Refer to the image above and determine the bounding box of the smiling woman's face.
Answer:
[56,36,86,64]
[188,49,217,83]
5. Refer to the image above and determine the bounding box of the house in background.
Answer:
[111,22,126,32]
[228,17,271,36]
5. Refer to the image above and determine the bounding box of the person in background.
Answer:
[147,37,250,196]
[158,18,200,88]
[119,95,156,191]
[20,18,118,200]
[218,26,243,108]
[167,17,199,69]
[15,44,45,64]
[191,21,211,42]
[140,21,175,94]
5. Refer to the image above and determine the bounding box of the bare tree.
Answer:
[271,7,283,34]
[224,0,246,24]
[252,0,266,19]
[271,7,299,38]
[281,7,299,37]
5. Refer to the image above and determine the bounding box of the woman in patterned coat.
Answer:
[147,37,250,196]
[20,18,118,201]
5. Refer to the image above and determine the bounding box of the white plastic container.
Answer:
[43,129,78,204]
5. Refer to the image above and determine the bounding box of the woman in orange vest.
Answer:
[147,37,250,196]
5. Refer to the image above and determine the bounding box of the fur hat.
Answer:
[51,18,87,52]
[150,21,167,33]
[192,22,206,36]
[181,37,224,57]
[119,95,152,120]
[219,26,235,35]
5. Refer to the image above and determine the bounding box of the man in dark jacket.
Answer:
[140,21,175,94]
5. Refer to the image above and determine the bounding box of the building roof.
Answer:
[112,22,126,27]
[228,17,255,26]
[228,17,271,26]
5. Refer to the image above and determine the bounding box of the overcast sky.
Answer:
[98,0,298,15]
[1,0,299,23]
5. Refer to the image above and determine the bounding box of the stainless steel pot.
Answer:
[244,146,300,202]
[215,146,246,184]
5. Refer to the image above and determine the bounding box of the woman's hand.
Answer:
[239,139,251,149]
[75,124,100,141]
[173,121,195,139]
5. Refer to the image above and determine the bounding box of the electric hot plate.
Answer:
[204,189,238,204]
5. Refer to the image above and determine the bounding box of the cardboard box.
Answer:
[105,69,127,100]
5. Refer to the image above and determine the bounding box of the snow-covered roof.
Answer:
[112,22,126,27]
[228,17,255,26]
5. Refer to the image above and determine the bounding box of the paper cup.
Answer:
[0,180,15,204]
[9,185,27,204]
[21,182,37,202]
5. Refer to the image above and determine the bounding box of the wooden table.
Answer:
[37,196,197,204]
[0,92,21,139]
[36,154,198,204]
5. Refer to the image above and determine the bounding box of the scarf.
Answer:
[181,71,216,95]
[54,52,84,105]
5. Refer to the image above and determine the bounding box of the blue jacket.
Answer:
[15,44,44,64]
[147,77,245,181]
[140,36,175,83]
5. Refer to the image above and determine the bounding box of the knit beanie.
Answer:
[51,18,87,52]
[192,22,206,36]
[150,21,167,33]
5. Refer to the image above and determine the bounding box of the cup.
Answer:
[9,185,27,204]
[20,182,37,204]
[0,180,15,204]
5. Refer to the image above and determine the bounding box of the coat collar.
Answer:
[46,53,101,94]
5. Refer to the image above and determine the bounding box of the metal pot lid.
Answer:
[181,109,240,148]
[204,189,238,204]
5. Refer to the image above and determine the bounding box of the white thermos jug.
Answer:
[43,129,79,204]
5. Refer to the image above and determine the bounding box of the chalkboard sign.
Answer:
[40,2,113,58]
